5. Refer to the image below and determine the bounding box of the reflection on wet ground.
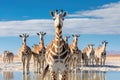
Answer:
[1,71,14,80]
[0,70,120,80]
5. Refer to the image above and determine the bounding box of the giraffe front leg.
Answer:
[49,67,56,80]
[103,57,106,65]
[22,58,25,74]
[62,70,69,80]
[100,58,102,66]
[26,60,30,74]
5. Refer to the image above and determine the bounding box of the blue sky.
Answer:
[0,0,120,54]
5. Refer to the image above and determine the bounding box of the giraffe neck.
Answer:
[22,42,27,47]
[72,40,78,49]
[39,38,44,47]
[54,27,64,55]
[55,28,62,40]
[101,43,106,51]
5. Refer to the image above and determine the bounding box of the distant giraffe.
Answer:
[2,50,9,63]
[6,52,14,63]
[82,44,94,66]
[64,36,70,44]
[18,33,32,74]
[32,32,46,73]
[2,51,14,63]
[69,34,82,70]
[42,10,70,80]
[94,40,108,66]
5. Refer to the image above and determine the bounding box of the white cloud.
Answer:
[0,19,55,36]
[0,1,120,36]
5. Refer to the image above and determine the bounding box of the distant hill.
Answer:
[107,50,120,54]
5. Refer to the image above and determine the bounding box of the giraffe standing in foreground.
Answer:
[42,10,70,80]
[18,33,32,74]
[69,34,82,70]
[94,40,108,66]
[32,32,46,73]
[82,44,94,66]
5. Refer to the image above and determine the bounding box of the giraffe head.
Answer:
[88,44,94,49]
[102,40,108,46]
[37,32,46,41]
[88,44,94,52]
[19,33,29,44]
[64,36,70,43]
[50,9,67,29]
[72,34,80,44]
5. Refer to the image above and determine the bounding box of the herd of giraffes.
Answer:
[2,10,108,80]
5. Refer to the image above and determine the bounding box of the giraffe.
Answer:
[6,52,14,63]
[32,32,46,73]
[69,34,82,71]
[18,33,32,74]
[64,36,70,44]
[82,44,94,66]
[2,51,14,63]
[94,40,108,66]
[42,10,70,80]
[2,50,9,63]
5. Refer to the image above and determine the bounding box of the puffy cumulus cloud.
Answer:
[0,1,120,36]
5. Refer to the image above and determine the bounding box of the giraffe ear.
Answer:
[44,32,46,35]
[50,11,54,17]
[19,35,22,38]
[63,12,67,17]
[106,42,108,44]
[37,33,39,35]
[55,9,58,15]
[72,34,74,37]
[26,35,29,38]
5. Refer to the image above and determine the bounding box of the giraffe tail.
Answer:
[42,64,49,79]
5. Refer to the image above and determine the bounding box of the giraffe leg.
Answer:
[49,67,56,80]
[38,61,41,73]
[22,58,25,74]
[26,59,30,74]
[103,57,106,65]
[100,58,102,66]
[62,70,68,80]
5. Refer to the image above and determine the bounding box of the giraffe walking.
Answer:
[42,10,70,80]
[94,40,108,66]
[18,33,32,74]
[32,32,46,73]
